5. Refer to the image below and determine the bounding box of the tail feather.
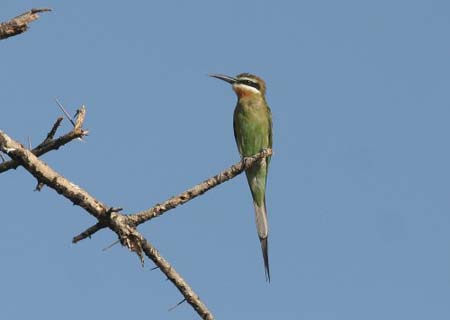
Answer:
[260,237,270,282]
[254,201,270,282]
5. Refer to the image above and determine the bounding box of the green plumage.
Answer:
[233,97,272,207]
[233,92,272,282]
[210,72,273,282]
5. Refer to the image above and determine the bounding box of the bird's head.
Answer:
[210,73,266,99]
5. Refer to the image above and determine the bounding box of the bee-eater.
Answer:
[210,73,273,282]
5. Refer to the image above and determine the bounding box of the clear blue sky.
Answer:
[2,1,450,319]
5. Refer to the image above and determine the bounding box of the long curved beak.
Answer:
[209,74,237,84]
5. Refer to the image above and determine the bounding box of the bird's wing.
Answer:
[233,107,244,156]
[267,105,273,166]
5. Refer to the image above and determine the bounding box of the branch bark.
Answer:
[72,148,273,242]
[0,8,51,40]
[0,129,214,320]
[0,107,87,174]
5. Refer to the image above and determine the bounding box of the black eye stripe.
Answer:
[238,79,261,91]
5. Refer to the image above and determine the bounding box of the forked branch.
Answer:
[0,106,87,174]
[0,129,214,320]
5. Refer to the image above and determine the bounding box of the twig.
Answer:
[72,205,122,243]
[74,106,87,132]
[72,222,106,243]
[129,149,272,226]
[0,108,87,174]
[0,8,51,40]
[41,116,64,145]
[0,129,214,320]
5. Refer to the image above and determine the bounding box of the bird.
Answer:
[210,73,273,282]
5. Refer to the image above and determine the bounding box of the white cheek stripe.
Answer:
[232,83,261,94]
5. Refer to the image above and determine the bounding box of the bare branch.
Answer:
[74,149,272,241]
[0,109,87,174]
[1,110,268,320]
[129,149,272,226]
[0,8,51,40]
[0,130,214,319]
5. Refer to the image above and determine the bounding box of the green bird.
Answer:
[210,73,273,282]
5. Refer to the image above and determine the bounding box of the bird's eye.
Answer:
[238,79,261,91]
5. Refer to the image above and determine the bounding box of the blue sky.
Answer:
[2,1,450,319]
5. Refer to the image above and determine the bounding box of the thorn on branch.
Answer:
[34,180,45,191]
[106,207,123,216]
[168,299,187,311]
[54,100,88,139]
[0,128,218,319]
[102,239,120,251]
[55,98,76,127]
